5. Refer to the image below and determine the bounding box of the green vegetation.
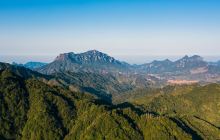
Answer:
[51,71,134,102]
[0,64,220,140]
[0,68,142,140]
[119,84,220,139]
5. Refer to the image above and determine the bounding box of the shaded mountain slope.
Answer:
[50,71,135,102]
[1,62,220,139]
[0,62,51,79]
[0,68,143,140]
[2,63,218,140]
[0,63,146,102]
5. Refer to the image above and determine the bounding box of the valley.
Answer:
[1,50,220,139]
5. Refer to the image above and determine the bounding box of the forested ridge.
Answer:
[0,64,220,140]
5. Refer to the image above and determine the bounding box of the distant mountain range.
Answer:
[13,50,220,76]
[8,49,220,103]
[30,50,220,83]
[10,50,220,90]
[35,51,218,73]
[2,53,220,139]
[12,61,47,69]
[138,55,208,73]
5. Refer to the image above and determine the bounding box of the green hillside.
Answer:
[0,66,220,140]
[0,69,142,140]
[117,84,220,139]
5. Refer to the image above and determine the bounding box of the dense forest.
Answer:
[0,63,220,140]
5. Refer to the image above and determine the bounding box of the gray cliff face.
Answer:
[37,50,130,74]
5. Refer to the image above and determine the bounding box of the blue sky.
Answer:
[0,0,220,63]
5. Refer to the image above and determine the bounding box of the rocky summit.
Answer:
[37,50,130,74]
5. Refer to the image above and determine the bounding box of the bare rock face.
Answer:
[37,50,131,74]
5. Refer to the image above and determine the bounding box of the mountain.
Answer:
[0,62,50,79]
[173,55,207,72]
[37,50,131,74]
[0,67,143,140]
[51,71,136,102]
[23,62,47,69]
[0,63,182,140]
[138,59,173,73]
[12,61,47,69]
[1,63,220,140]
[36,50,220,85]
[208,61,220,74]
[10,51,219,81]
[2,62,154,102]
[115,84,220,139]
[55,50,123,65]
[139,55,208,74]
[136,55,220,83]
[45,71,158,102]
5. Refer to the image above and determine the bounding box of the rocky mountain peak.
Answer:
[190,55,203,61]
[85,50,102,55]
[164,59,172,62]
[182,55,189,60]
[179,55,203,62]
[76,50,121,64]
[38,50,130,74]
[175,55,206,69]
[55,52,75,61]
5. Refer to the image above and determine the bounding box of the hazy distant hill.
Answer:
[134,55,220,83]
[12,61,47,69]
[138,55,208,74]
[36,50,220,84]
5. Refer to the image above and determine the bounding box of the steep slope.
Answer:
[23,62,47,69]
[118,84,220,139]
[51,71,135,102]
[1,54,220,140]
[37,50,131,74]
[2,63,217,140]
[0,62,50,79]
[0,63,139,102]
[0,70,191,140]
[1,62,155,103]
[0,68,143,140]
[36,51,220,84]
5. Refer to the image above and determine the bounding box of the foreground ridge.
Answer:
[0,63,220,140]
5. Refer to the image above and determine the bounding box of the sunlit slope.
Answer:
[0,65,219,140]
[120,84,220,139]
